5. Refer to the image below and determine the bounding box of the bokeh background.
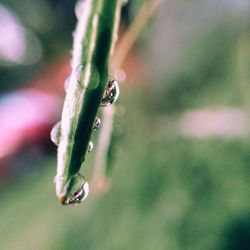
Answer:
[0,0,249,249]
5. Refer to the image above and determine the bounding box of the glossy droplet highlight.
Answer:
[93,117,101,131]
[101,80,119,106]
[64,181,89,205]
[88,141,93,152]
[50,121,61,146]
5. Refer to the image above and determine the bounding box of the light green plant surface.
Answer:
[54,0,121,201]
[0,89,249,250]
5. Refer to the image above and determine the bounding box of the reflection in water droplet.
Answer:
[50,121,61,146]
[101,80,119,107]
[88,141,93,152]
[63,181,89,205]
[93,117,101,131]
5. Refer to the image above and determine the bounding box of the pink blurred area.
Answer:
[0,89,59,158]
[0,59,70,161]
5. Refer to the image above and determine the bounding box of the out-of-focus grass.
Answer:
[0,90,249,250]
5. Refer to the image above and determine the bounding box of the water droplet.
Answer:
[101,80,119,106]
[50,121,61,146]
[88,141,93,152]
[74,64,83,83]
[121,0,129,6]
[64,181,89,205]
[75,0,85,20]
[93,117,101,131]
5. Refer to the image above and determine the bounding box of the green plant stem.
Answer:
[55,0,122,200]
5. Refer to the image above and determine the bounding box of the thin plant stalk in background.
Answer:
[92,0,162,192]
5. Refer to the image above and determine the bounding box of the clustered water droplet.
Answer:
[74,64,83,83]
[50,121,61,146]
[88,141,93,152]
[93,116,101,131]
[101,79,119,106]
[57,76,120,205]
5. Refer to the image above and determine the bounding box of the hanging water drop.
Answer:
[93,117,101,131]
[63,181,89,205]
[101,79,119,106]
[50,121,61,146]
[88,141,93,152]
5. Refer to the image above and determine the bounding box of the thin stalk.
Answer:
[92,0,162,191]
[113,0,162,69]
[91,105,114,191]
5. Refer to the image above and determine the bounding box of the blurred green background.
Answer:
[0,0,249,249]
